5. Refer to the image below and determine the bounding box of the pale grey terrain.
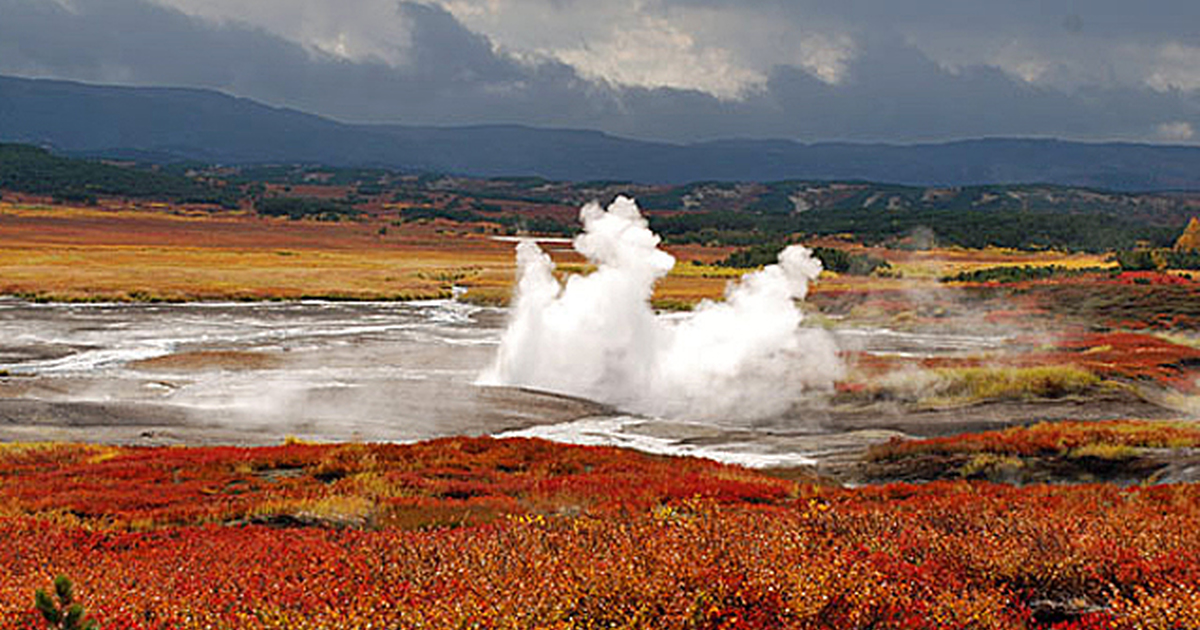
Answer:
[0,299,1175,472]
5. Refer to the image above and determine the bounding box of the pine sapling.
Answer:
[34,575,98,630]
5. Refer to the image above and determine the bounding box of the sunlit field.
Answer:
[3,195,1200,629]
[7,0,1200,621]
[1,433,1199,629]
[0,200,508,301]
[0,199,739,305]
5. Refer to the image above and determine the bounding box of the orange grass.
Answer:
[0,201,522,300]
[0,437,1198,628]
[0,201,1171,316]
[885,247,1115,279]
[868,419,1200,461]
[0,202,740,304]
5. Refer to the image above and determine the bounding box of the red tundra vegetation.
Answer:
[1,433,1198,629]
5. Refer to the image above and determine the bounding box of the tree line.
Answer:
[0,144,237,207]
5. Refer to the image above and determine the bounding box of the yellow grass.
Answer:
[0,202,252,223]
[960,453,1025,478]
[667,263,748,279]
[0,442,62,457]
[0,202,748,304]
[812,272,923,294]
[0,245,465,301]
[0,201,1120,307]
[1151,331,1200,350]
[885,247,1115,279]
[936,365,1101,401]
[874,365,1102,407]
[1067,443,1139,461]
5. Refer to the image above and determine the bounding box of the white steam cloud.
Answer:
[479,196,843,420]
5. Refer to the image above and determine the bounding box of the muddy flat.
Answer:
[0,298,1187,471]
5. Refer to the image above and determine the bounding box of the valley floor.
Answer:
[2,197,1200,628]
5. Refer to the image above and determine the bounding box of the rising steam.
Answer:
[479,196,843,420]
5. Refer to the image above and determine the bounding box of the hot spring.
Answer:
[0,197,1035,467]
[479,195,843,420]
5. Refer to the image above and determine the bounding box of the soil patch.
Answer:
[131,350,285,371]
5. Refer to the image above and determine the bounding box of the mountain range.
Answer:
[4,74,1200,191]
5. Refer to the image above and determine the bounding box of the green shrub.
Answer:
[34,575,98,630]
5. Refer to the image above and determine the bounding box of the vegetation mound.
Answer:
[866,420,1200,484]
[861,365,1104,407]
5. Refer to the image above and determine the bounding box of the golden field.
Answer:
[0,197,1162,312]
[0,200,742,304]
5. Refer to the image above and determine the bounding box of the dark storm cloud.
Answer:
[0,0,1197,143]
[0,0,620,125]
[605,34,1200,142]
[662,0,1200,41]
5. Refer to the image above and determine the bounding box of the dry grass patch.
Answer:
[130,351,285,372]
[0,203,520,301]
[867,365,1102,407]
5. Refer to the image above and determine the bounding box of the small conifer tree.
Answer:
[34,575,98,630]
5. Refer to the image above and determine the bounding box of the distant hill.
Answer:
[1,138,1195,252]
[5,74,1200,190]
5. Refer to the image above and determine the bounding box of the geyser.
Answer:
[479,196,843,420]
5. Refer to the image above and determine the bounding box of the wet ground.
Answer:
[0,299,606,443]
[0,298,1176,468]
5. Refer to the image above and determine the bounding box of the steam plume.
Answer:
[480,196,842,420]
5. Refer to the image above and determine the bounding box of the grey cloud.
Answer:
[658,0,1200,95]
[663,0,1200,41]
[0,0,624,126]
[0,0,1197,144]
[605,34,1200,143]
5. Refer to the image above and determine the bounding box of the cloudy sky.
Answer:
[2,0,1199,143]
